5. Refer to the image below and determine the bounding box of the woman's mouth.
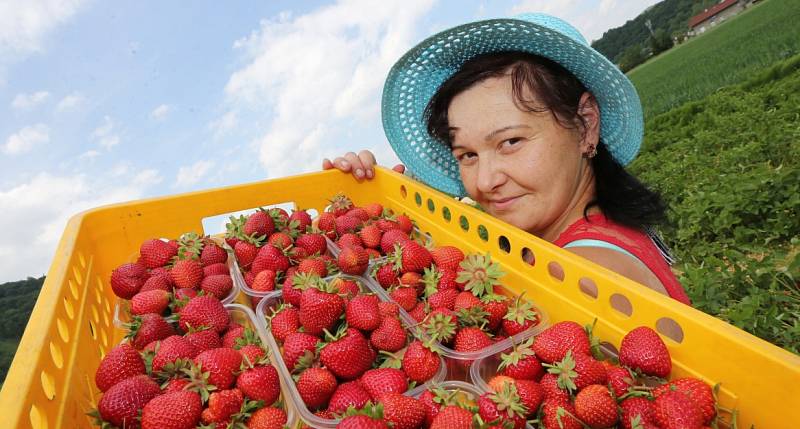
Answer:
[489,195,520,211]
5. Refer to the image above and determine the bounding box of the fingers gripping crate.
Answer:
[1,167,799,428]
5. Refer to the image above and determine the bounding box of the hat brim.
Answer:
[382,17,643,197]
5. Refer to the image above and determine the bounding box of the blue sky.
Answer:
[0,0,659,282]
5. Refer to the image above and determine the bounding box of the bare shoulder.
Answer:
[565,246,669,296]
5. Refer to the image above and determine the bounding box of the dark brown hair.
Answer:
[423,51,666,230]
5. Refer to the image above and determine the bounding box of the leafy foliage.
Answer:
[0,276,44,385]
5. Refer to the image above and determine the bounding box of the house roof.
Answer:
[689,0,739,28]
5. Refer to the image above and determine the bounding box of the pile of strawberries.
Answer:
[477,322,721,429]
[91,293,289,429]
[110,233,235,316]
[264,274,443,424]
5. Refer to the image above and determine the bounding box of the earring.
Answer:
[584,144,597,159]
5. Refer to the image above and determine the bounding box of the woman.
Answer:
[322,13,690,305]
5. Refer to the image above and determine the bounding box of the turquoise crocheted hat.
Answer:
[381,13,644,196]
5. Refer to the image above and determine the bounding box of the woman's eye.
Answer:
[456,152,477,163]
[502,138,522,147]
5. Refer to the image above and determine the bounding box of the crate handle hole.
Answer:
[656,317,684,344]
[477,225,489,242]
[400,185,407,199]
[609,293,633,317]
[40,370,56,400]
[459,215,470,232]
[578,277,598,299]
[88,320,96,339]
[56,318,70,343]
[426,198,435,213]
[29,404,48,429]
[547,261,564,282]
[63,297,75,320]
[498,235,511,254]
[599,341,619,359]
[441,206,452,222]
[521,247,535,266]
[49,342,64,369]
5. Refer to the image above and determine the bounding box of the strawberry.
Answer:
[423,310,457,345]
[378,301,400,318]
[620,397,659,429]
[363,202,383,218]
[574,384,618,428]
[235,240,259,269]
[429,405,473,429]
[110,262,148,299]
[381,393,426,429]
[430,246,464,271]
[152,335,198,373]
[201,388,243,425]
[268,207,290,229]
[380,229,410,254]
[298,281,345,336]
[328,193,354,216]
[269,304,300,342]
[359,224,383,249]
[339,414,389,429]
[163,378,190,394]
[604,362,635,398]
[239,344,267,364]
[282,273,304,306]
[376,218,399,231]
[359,367,408,400]
[328,381,372,414]
[95,343,146,392]
[428,288,458,310]
[200,242,228,266]
[185,328,222,353]
[200,274,233,299]
[297,367,337,409]
[346,294,382,331]
[370,316,407,352]
[290,209,312,231]
[297,257,328,277]
[171,259,204,289]
[237,364,280,405]
[221,323,246,348]
[487,375,515,392]
[395,214,413,233]
[389,286,417,311]
[244,210,275,238]
[140,238,178,268]
[289,245,310,262]
[653,390,704,429]
[247,406,288,429]
[251,269,277,293]
[502,294,539,336]
[203,262,229,277]
[317,212,337,238]
[619,326,671,378]
[338,245,369,275]
[399,271,422,289]
[347,207,370,221]
[391,241,432,273]
[532,321,591,364]
[320,328,374,380]
[477,382,528,429]
[453,326,493,354]
[453,291,481,312]
[296,232,327,255]
[653,378,716,424]
[481,294,509,331]
[96,374,161,428]
[139,273,172,293]
[194,347,243,389]
[252,245,290,274]
[179,295,231,333]
[268,231,293,249]
[335,215,362,236]
[125,313,175,350]
[455,253,503,297]
[498,338,543,381]
[130,289,170,315]
[515,379,544,418]
[401,340,441,383]
[141,390,202,429]
[541,399,583,429]
[408,301,427,322]
[540,373,571,403]
[282,332,320,371]
[546,351,607,394]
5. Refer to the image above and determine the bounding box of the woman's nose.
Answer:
[476,156,506,194]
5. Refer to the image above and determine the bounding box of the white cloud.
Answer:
[224,0,436,179]
[209,110,238,138]
[78,149,99,160]
[91,116,120,150]
[3,123,49,154]
[11,90,50,110]
[509,0,661,42]
[175,160,215,188]
[0,169,162,282]
[56,91,84,112]
[150,104,170,121]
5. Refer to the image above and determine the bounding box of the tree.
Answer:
[619,43,646,72]
[649,28,674,55]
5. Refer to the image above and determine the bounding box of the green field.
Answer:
[628,0,800,119]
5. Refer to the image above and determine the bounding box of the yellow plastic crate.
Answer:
[1,167,798,428]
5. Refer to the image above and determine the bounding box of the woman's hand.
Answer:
[322,150,405,180]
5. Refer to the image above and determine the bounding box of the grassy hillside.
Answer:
[0,277,44,385]
[629,0,800,119]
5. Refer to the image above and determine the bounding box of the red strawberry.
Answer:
[338,245,369,275]
[502,295,539,336]
[282,331,320,371]
[498,338,543,381]
[239,344,267,364]
[376,218,399,231]
[140,239,178,268]
[220,323,245,348]
[328,193,354,216]
[253,245,290,274]
[532,321,591,364]
[201,274,233,299]
[234,241,259,269]
[359,368,408,400]
[428,288,458,310]
[347,207,370,221]
[110,262,148,299]
[297,367,337,409]
[141,390,202,429]
[268,231,293,249]
[390,286,417,311]
[237,364,280,405]
[317,212,337,238]
[244,210,275,238]
[125,313,175,350]
[453,291,481,312]
[95,343,146,392]
[130,289,170,315]
[97,374,161,428]
[453,326,493,354]
[152,335,198,373]
[574,384,618,428]
[370,316,407,352]
[194,347,243,389]
[381,393,426,429]
[200,242,228,266]
[139,273,172,293]
[339,414,389,429]
[546,351,607,394]
[653,378,716,424]
[346,294,382,331]
[399,271,422,289]
[184,328,222,353]
[363,202,383,218]
[299,283,345,336]
[430,405,473,429]
[290,209,312,231]
[620,397,659,429]
[430,246,464,272]
[477,383,527,429]
[395,214,413,233]
[604,362,635,398]
[270,304,300,342]
[391,241,432,273]
[295,232,327,255]
[203,262,229,277]
[380,229,410,254]
[328,381,373,414]
[653,390,704,429]
[402,340,441,383]
[288,245,310,262]
[378,301,400,318]
[619,326,671,378]
[163,378,190,394]
[247,406,288,429]
[539,373,570,403]
[174,287,197,303]
[171,259,204,289]
[179,295,231,333]
[251,269,277,293]
[335,215,362,237]
[297,257,328,277]
[541,399,583,429]
[374,263,399,288]
[408,301,427,322]
[201,388,243,425]
[359,224,383,249]
[320,328,374,380]
[515,379,544,418]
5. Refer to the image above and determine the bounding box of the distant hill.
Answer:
[591,0,718,63]
[0,276,44,385]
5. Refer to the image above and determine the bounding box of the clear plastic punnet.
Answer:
[253,275,447,428]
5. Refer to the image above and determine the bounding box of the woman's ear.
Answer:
[577,92,600,153]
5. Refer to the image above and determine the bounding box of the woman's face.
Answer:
[448,74,594,237]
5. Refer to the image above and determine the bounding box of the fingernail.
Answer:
[341,161,350,168]
[355,168,364,178]
[366,169,373,178]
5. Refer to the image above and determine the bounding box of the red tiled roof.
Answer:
[689,0,739,28]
